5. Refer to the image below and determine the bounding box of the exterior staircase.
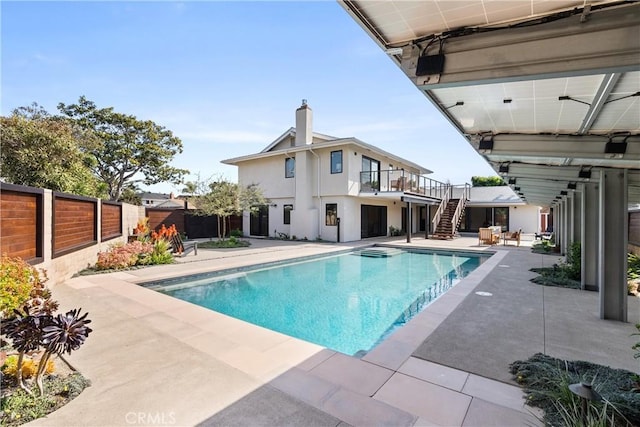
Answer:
[432,199,463,239]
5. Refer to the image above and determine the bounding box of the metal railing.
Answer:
[450,183,470,233]
[359,169,448,199]
[431,184,452,233]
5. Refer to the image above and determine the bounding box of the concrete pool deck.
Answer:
[27,235,639,426]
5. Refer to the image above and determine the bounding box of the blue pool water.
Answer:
[152,248,485,355]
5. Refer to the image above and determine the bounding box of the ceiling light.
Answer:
[503,98,512,104]
[478,136,494,154]
[604,140,627,159]
[568,182,577,190]
[560,191,568,196]
[508,178,516,185]
[514,186,520,192]
[498,163,509,175]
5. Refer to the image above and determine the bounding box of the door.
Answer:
[361,205,387,238]
[250,206,269,237]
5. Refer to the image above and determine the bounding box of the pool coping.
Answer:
[34,238,538,426]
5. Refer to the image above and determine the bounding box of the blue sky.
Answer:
[1,1,497,194]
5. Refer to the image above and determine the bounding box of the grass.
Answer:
[510,353,639,426]
[1,372,90,426]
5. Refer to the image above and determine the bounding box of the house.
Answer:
[454,186,541,233]
[222,101,450,242]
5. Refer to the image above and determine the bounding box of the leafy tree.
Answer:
[58,96,189,201]
[471,176,505,187]
[0,103,105,197]
[190,176,267,239]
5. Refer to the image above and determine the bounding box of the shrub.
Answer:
[95,241,154,270]
[230,229,243,238]
[566,242,581,280]
[629,253,640,281]
[139,239,173,266]
[2,355,54,378]
[0,256,56,320]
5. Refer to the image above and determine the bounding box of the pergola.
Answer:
[339,0,640,322]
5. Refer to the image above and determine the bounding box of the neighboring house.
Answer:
[139,192,173,207]
[455,186,541,233]
[222,101,449,242]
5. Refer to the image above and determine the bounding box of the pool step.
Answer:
[357,247,403,258]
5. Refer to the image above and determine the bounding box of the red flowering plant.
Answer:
[133,217,151,241]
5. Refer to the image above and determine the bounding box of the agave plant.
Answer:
[1,307,52,394]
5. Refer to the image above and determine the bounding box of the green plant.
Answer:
[566,242,581,280]
[230,229,243,238]
[389,225,402,236]
[632,324,640,360]
[139,239,174,266]
[510,353,638,426]
[628,253,640,280]
[0,256,56,320]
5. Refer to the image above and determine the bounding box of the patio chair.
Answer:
[503,229,522,246]
[170,234,198,257]
[478,227,498,245]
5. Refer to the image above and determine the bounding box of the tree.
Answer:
[0,104,105,197]
[471,176,505,187]
[189,176,268,239]
[58,96,189,201]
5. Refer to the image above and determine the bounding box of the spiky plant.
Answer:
[36,309,92,395]
[2,307,52,394]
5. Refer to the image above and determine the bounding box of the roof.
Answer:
[139,192,170,200]
[467,186,525,206]
[154,199,185,209]
[340,0,640,207]
[222,134,434,175]
[260,127,340,153]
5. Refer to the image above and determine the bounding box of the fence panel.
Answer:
[146,208,185,234]
[101,202,122,241]
[53,193,97,257]
[0,184,43,263]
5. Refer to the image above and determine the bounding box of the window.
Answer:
[326,203,337,226]
[330,150,343,174]
[283,204,293,224]
[285,158,295,178]
[361,156,380,191]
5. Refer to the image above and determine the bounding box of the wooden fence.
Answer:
[0,183,125,263]
[145,208,242,239]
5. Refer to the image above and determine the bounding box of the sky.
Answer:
[1,1,498,194]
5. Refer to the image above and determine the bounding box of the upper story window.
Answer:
[285,158,295,178]
[330,150,343,174]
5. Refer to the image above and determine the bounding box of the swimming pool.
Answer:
[147,247,487,356]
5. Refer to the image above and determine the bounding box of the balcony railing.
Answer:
[359,169,448,199]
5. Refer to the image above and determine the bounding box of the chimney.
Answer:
[295,99,313,146]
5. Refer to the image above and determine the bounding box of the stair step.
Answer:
[356,247,404,258]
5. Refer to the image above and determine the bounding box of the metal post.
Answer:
[406,201,412,243]
[336,217,340,243]
[425,204,430,239]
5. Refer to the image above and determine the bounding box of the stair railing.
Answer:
[450,183,470,236]
[431,183,452,233]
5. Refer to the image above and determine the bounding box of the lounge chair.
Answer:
[170,234,198,257]
[503,229,522,246]
[478,227,499,245]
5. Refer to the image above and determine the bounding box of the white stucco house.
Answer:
[222,101,451,242]
[222,101,543,242]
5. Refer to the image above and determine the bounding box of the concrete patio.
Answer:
[27,235,639,426]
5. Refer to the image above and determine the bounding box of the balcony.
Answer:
[359,169,447,200]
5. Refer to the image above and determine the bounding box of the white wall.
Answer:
[509,205,540,233]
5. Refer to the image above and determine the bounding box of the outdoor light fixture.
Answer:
[498,163,509,175]
[444,101,464,109]
[569,382,601,425]
[560,190,568,196]
[568,182,577,190]
[578,168,592,179]
[514,186,520,192]
[508,178,516,185]
[478,136,494,154]
[503,98,512,104]
[604,140,627,159]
